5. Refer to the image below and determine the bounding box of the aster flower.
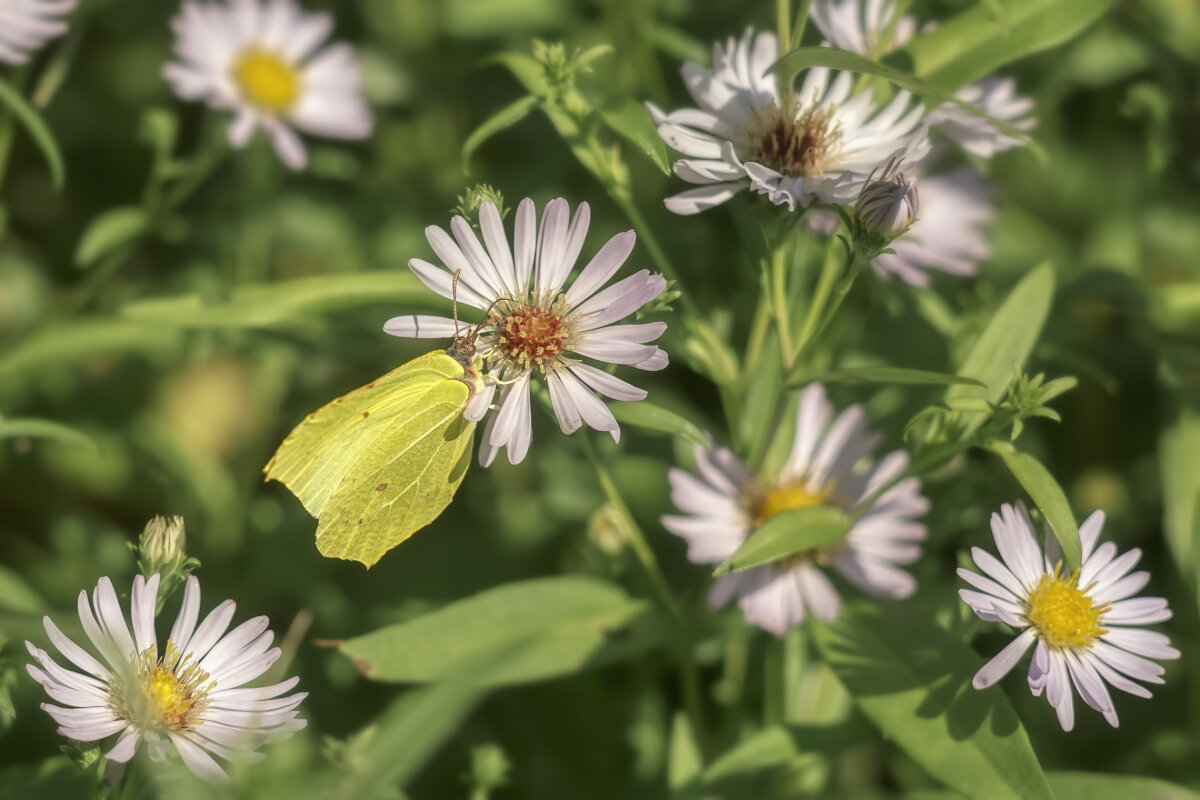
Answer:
[647,29,930,215]
[871,164,993,285]
[927,76,1036,158]
[810,0,916,57]
[384,197,668,467]
[661,382,928,635]
[163,0,373,170]
[0,0,76,65]
[959,503,1180,731]
[26,574,306,782]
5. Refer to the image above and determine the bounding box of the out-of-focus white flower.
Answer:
[872,165,994,285]
[810,0,916,56]
[960,503,1180,731]
[26,575,306,782]
[927,76,1036,158]
[0,0,76,65]
[647,29,930,215]
[662,383,928,635]
[384,197,668,467]
[164,0,373,170]
[855,156,919,239]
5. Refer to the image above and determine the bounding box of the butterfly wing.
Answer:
[315,370,475,567]
[264,351,463,519]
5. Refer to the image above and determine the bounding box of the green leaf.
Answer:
[329,647,513,800]
[899,0,1113,89]
[703,727,799,784]
[1159,382,1200,608]
[667,713,703,800]
[0,417,95,452]
[340,576,664,686]
[1046,770,1199,800]
[0,76,65,188]
[120,271,434,329]
[813,602,1052,800]
[610,400,708,447]
[461,95,538,174]
[989,442,1082,570]
[945,262,1055,434]
[0,320,184,384]
[74,207,148,269]
[714,507,852,576]
[0,758,93,800]
[803,366,986,388]
[770,47,1036,151]
[599,98,671,176]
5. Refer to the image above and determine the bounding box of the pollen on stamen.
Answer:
[1025,569,1107,650]
[494,301,570,371]
[121,644,212,733]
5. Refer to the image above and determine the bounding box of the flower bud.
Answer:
[139,515,187,568]
[856,160,919,238]
[134,515,199,610]
[452,184,508,226]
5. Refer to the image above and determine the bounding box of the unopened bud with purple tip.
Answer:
[854,154,919,242]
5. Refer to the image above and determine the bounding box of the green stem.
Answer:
[0,107,15,195]
[581,435,706,740]
[786,240,866,386]
[741,296,772,384]
[790,239,841,365]
[776,0,792,57]
[770,238,795,370]
[791,0,815,48]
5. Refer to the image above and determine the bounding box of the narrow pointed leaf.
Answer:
[610,400,708,447]
[0,77,64,187]
[461,95,538,173]
[989,442,1082,569]
[714,506,851,576]
[599,98,671,175]
[802,366,986,388]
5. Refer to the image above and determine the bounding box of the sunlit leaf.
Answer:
[702,727,799,784]
[340,576,663,686]
[1046,770,1199,800]
[899,0,1113,88]
[714,507,852,576]
[803,366,986,388]
[945,262,1055,434]
[610,400,708,447]
[599,98,671,175]
[668,712,703,800]
[988,442,1082,569]
[813,602,1053,800]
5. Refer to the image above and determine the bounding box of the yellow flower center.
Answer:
[1025,571,1106,649]
[121,644,212,732]
[234,49,301,112]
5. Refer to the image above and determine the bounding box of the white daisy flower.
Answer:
[0,0,76,65]
[26,574,306,782]
[662,382,928,635]
[810,0,916,57]
[163,0,373,170]
[927,76,1036,158]
[960,503,1180,731]
[384,197,669,467]
[647,29,930,215]
[871,164,994,285]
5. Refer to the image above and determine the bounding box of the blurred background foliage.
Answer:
[1,0,1199,797]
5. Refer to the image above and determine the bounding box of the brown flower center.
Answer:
[751,98,841,178]
[495,302,569,370]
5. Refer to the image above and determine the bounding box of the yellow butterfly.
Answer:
[264,328,486,568]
